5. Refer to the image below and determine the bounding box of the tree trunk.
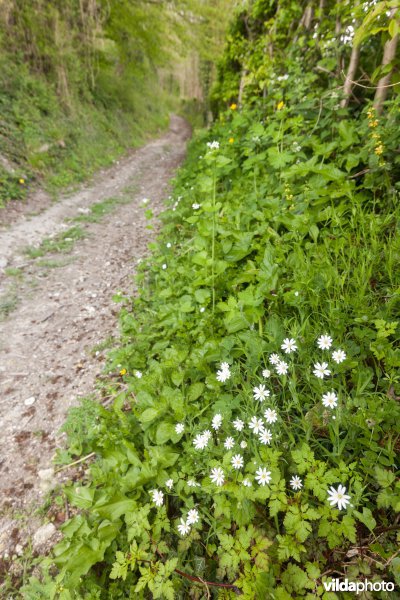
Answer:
[340,45,361,107]
[374,8,399,114]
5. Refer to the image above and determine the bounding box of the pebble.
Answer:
[24,396,36,406]
[32,523,56,551]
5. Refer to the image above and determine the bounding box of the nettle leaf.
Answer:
[187,382,204,401]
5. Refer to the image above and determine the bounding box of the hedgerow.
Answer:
[23,1,400,598]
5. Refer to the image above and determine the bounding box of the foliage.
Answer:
[21,0,400,598]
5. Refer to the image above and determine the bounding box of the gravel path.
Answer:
[0,115,190,565]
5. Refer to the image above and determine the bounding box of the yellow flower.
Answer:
[277,101,285,110]
[119,368,127,376]
[375,144,384,156]
[229,137,234,144]
[230,103,237,110]
[368,119,379,128]
[19,178,25,184]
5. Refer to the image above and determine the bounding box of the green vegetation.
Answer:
[17,0,400,598]
[23,226,87,258]
[0,0,231,207]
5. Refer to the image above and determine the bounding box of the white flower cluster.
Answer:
[216,361,231,382]
[177,508,200,536]
[206,140,219,150]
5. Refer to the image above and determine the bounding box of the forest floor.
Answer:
[0,116,191,569]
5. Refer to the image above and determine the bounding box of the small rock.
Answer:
[24,397,36,406]
[0,257,7,269]
[32,523,56,551]
[15,543,24,556]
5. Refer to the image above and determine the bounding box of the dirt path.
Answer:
[0,115,191,565]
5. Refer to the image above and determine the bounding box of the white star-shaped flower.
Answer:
[134,370,143,378]
[187,479,200,487]
[259,429,273,445]
[249,416,264,434]
[242,478,252,487]
[224,436,235,450]
[290,475,303,490]
[332,349,346,364]
[212,414,223,430]
[327,484,351,510]
[175,423,184,434]
[253,384,270,401]
[192,203,201,210]
[255,467,272,486]
[269,353,281,365]
[151,489,164,507]
[231,454,244,469]
[193,434,208,450]
[262,368,271,378]
[165,479,173,489]
[233,418,244,431]
[216,362,231,382]
[210,466,224,486]
[264,408,278,424]
[313,362,331,379]
[240,440,247,449]
[281,338,297,354]
[187,509,199,525]
[317,334,333,350]
[322,391,338,409]
[177,518,191,536]
[276,360,289,375]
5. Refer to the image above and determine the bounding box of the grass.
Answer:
[0,290,18,320]
[23,226,87,258]
[71,194,135,224]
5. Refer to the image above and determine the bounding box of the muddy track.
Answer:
[0,115,191,563]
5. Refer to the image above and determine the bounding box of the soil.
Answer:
[0,115,191,570]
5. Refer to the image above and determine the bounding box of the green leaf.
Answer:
[187,382,205,401]
[354,507,377,532]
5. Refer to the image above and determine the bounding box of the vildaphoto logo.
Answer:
[323,578,395,595]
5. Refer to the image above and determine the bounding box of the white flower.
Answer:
[210,467,224,486]
[151,489,164,507]
[332,349,346,364]
[192,203,201,210]
[216,362,231,382]
[264,408,278,424]
[233,418,244,431]
[212,414,223,430]
[224,436,235,450]
[262,368,271,378]
[269,353,281,365]
[259,429,273,445]
[187,508,199,525]
[200,307,205,313]
[202,429,212,441]
[165,479,173,489]
[249,416,264,434]
[290,476,303,490]
[292,141,302,152]
[255,467,272,486]
[322,391,338,409]
[253,384,270,401]
[317,334,333,350]
[327,484,351,510]
[240,440,247,449]
[276,360,289,375]
[294,291,299,296]
[242,479,252,487]
[193,434,208,450]
[175,423,184,434]
[187,479,200,487]
[281,338,297,354]
[231,454,244,469]
[166,242,172,248]
[134,370,143,379]
[162,264,167,270]
[142,198,149,205]
[177,518,191,536]
[313,362,331,379]
[207,140,220,150]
